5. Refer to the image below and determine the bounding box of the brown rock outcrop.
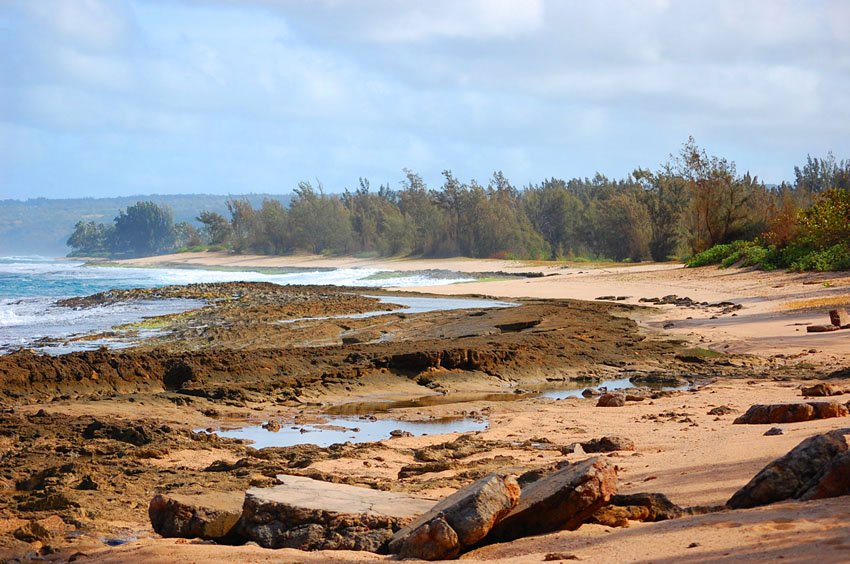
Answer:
[733,401,848,424]
[388,473,520,560]
[801,383,841,397]
[591,493,684,527]
[727,428,850,509]
[149,491,244,541]
[13,515,71,543]
[581,436,635,453]
[487,458,617,543]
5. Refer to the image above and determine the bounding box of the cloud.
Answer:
[0,0,848,199]
[16,0,138,52]
[185,0,545,42]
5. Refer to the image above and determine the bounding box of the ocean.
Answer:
[0,256,479,354]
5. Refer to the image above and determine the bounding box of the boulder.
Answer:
[149,491,244,541]
[242,475,434,552]
[581,436,635,453]
[388,473,520,560]
[807,325,840,333]
[801,383,840,397]
[727,428,850,509]
[590,493,683,527]
[800,450,850,500]
[596,392,626,408]
[609,493,683,520]
[829,308,850,328]
[394,516,458,561]
[487,458,617,543]
[733,401,848,424]
[625,388,649,402]
[262,420,281,432]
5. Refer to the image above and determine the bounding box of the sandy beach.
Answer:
[124,251,850,363]
[1,252,848,562]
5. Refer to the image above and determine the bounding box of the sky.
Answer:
[1,0,849,200]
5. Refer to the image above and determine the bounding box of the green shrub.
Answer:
[739,244,771,267]
[717,241,771,268]
[686,242,740,267]
[176,244,208,253]
[788,243,850,272]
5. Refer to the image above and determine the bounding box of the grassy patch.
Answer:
[687,240,850,272]
[782,296,850,312]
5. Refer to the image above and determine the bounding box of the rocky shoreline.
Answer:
[0,281,848,561]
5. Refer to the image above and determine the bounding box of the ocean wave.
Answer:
[0,255,60,263]
[0,307,31,327]
[0,258,476,352]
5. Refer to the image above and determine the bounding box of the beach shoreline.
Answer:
[117,250,850,364]
[0,254,848,562]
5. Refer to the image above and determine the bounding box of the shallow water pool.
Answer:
[207,415,488,449]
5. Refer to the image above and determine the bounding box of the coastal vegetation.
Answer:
[65,140,850,270]
[0,194,288,256]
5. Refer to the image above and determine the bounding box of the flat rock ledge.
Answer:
[733,401,848,424]
[487,457,617,543]
[388,473,521,560]
[728,428,850,509]
[149,491,244,541]
[240,475,434,552]
[150,462,622,559]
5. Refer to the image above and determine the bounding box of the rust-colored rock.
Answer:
[487,458,617,542]
[733,402,848,424]
[728,428,850,508]
[388,473,520,560]
[596,392,626,408]
[395,516,459,561]
[800,450,850,500]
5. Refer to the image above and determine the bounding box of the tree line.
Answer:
[67,139,850,269]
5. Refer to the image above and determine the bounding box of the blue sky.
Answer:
[1,0,849,199]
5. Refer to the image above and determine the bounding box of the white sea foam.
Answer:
[0,306,30,327]
[131,266,472,288]
[0,296,204,354]
[0,256,484,354]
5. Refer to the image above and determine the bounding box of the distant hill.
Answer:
[0,194,291,256]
